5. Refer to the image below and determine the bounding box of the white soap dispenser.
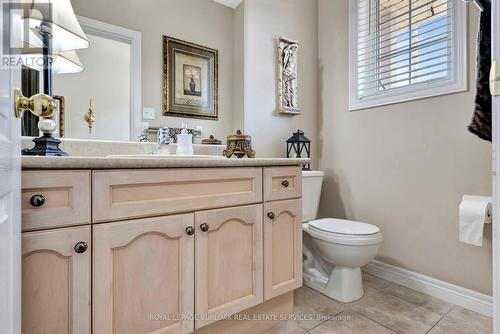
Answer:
[176,129,194,155]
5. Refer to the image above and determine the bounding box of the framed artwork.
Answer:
[53,95,65,137]
[163,36,218,120]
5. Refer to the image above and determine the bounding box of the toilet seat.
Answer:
[304,218,382,246]
[309,218,380,235]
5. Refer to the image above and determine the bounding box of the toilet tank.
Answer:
[302,170,325,222]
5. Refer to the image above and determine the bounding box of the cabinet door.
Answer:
[93,214,195,334]
[195,205,263,329]
[264,199,302,300]
[22,226,91,334]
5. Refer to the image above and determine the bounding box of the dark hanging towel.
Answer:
[468,0,492,142]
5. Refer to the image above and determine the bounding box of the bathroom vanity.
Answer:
[21,156,307,334]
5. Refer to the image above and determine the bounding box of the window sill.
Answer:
[349,79,468,111]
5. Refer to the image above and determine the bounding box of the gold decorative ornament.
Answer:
[53,96,65,137]
[223,130,256,159]
[201,135,222,145]
[14,88,56,119]
[84,98,95,133]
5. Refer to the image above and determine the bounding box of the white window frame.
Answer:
[349,0,468,111]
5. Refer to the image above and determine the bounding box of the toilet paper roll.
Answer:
[459,196,492,247]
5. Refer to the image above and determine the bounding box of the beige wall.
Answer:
[69,0,493,295]
[243,0,319,167]
[233,3,245,132]
[318,0,492,294]
[72,0,236,141]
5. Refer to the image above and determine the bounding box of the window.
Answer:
[349,0,467,110]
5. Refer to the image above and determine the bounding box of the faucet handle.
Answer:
[138,134,149,142]
[194,126,203,138]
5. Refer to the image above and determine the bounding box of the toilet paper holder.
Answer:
[459,196,492,247]
[486,207,492,222]
[461,195,492,223]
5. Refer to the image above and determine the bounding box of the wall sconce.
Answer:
[84,98,95,134]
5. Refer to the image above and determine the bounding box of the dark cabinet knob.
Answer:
[74,242,88,254]
[30,194,45,207]
[267,212,276,220]
[281,180,290,188]
[200,223,209,232]
[185,226,195,236]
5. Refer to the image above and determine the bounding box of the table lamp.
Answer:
[17,0,89,156]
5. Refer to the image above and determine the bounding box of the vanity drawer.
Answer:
[93,168,263,222]
[22,171,91,231]
[264,166,302,202]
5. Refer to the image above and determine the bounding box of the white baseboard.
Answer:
[363,260,493,318]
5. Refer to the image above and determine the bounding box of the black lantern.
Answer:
[286,130,311,170]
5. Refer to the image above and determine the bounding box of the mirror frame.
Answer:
[77,16,142,140]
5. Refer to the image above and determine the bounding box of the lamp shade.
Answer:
[52,50,83,73]
[20,44,84,73]
[21,0,89,52]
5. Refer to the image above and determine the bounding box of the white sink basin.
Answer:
[108,154,226,159]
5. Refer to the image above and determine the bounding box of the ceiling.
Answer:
[213,0,243,9]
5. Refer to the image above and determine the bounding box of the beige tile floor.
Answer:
[262,273,492,334]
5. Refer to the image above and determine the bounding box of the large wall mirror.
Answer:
[54,17,141,141]
[21,17,141,141]
[22,0,244,142]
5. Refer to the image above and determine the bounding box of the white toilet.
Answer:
[302,171,383,303]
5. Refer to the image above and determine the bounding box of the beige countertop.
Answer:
[22,155,310,169]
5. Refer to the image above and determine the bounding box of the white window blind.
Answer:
[350,0,467,110]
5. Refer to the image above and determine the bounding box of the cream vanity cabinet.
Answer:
[263,199,302,300]
[194,205,263,330]
[93,214,195,334]
[21,166,303,334]
[22,227,91,334]
[262,167,303,301]
[21,171,92,334]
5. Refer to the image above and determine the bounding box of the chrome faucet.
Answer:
[155,127,171,154]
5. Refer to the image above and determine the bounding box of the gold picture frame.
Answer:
[53,95,65,137]
[163,36,218,120]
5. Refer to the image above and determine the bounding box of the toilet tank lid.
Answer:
[302,170,325,177]
[309,218,380,235]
